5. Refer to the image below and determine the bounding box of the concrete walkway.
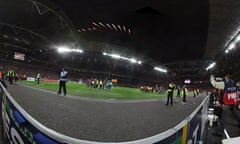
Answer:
[7,83,206,142]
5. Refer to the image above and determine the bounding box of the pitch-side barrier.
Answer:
[0,83,209,144]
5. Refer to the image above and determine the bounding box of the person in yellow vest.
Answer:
[91,79,94,88]
[8,68,15,84]
[181,85,188,103]
[197,88,200,96]
[99,80,103,89]
[166,81,175,106]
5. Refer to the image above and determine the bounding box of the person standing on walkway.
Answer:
[8,68,14,84]
[193,89,197,97]
[58,68,68,96]
[36,72,41,84]
[166,81,175,106]
[182,85,188,103]
[176,85,181,98]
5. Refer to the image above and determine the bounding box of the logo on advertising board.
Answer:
[187,107,204,144]
[1,97,65,144]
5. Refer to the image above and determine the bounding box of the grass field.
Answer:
[19,81,195,100]
[19,80,192,100]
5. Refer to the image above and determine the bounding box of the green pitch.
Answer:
[19,80,191,100]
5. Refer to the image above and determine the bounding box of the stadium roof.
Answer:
[0,0,239,77]
[49,0,209,64]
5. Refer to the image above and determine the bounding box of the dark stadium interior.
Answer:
[0,0,239,84]
[1,0,240,143]
[0,0,210,86]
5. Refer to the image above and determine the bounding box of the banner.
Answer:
[1,96,61,144]
[26,77,35,82]
[186,97,208,144]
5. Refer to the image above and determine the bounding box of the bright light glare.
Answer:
[102,52,142,64]
[225,49,229,54]
[57,47,71,53]
[228,43,235,50]
[72,49,83,53]
[103,52,107,55]
[57,47,83,53]
[110,54,121,59]
[236,35,240,41]
[121,57,128,60]
[224,42,235,54]
[130,58,137,63]
[206,62,216,71]
[154,67,167,73]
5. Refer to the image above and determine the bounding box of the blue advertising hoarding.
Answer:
[2,96,61,144]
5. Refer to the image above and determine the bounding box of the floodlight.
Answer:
[111,54,121,59]
[130,58,137,63]
[154,67,167,73]
[57,47,71,53]
[57,46,83,53]
[92,22,98,26]
[121,57,128,60]
[228,43,235,50]
[72,49,83,53]
[206,62,216,71]
[103,52,107,55]
[123,26,126,32]
[225,49,229,54]
[117,25,122,31]
[103,52,142,65]
[128,28,131,35]
[236,35,240,41]
[111,24,118,31]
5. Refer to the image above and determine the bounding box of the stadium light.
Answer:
[102,52,142,64]
[130,58,137,63]
[228,43,235,50]
[236,35,240,41]
[206,62,216,71]
[57,46,71,53]
[103,52,107,55]
[225,49,229,54]
[110,54,121,59]
[72,49,83,53]
[121,57,128,60]
[57,46,83,53]
[224,42,235,54]
[154,67,167,73]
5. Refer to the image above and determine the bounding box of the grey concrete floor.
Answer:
[7,83,205,142]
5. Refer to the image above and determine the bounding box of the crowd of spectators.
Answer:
[0,60,209,92]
